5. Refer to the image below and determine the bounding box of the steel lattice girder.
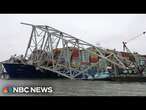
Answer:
[21,23,127,79]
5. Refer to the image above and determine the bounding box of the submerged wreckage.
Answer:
[0,23,146,81]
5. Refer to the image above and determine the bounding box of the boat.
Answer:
[1,23,146,81]
[1,63,66,79]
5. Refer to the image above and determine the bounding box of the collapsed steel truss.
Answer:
[22,23,127,79]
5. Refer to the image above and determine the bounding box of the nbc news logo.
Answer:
[2,86,53,94]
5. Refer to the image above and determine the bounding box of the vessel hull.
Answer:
[2,63,65,79]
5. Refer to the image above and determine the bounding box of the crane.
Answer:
[122,31,146,75]
[123,31,146,51]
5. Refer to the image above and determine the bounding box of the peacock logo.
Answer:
[2,86,14,94]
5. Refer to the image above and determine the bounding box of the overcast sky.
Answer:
[0,14,146,61]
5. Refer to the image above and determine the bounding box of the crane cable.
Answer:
[123,31,146,51]
[126,31,146,44]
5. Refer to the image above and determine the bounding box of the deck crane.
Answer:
[122,31,146,75]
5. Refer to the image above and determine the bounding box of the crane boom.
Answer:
[122,31,146,75]
[126,31,146,43]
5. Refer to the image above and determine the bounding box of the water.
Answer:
[0,79,146,96]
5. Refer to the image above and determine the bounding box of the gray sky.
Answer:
[0,14,146,61]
